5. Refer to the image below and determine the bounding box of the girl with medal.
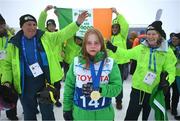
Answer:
[63,28,122,121]
[106,21,177,120]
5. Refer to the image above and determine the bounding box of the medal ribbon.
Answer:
[90,60,104,91]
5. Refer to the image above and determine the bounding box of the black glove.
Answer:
[82,83,93,96]
[158,80,169,95]
[106,41,117,53]
[0,84,18,104]
[37,83,58,104]
[63,110,73,121]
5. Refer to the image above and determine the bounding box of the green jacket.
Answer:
[0,31,12,76]
[38,10,64,62]
[37,10,47,31]
[116,41,177,94]
[1,22,79,94]
[63,56,122,111]
[63,37,81,64]
[108,14,129,64]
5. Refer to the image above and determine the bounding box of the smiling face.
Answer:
[146,30,160,47]
[22,21,37,39]
[86,34,101,57]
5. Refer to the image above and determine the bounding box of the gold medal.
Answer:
[90,91,101,101]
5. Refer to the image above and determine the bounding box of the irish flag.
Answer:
[55,7,112,39]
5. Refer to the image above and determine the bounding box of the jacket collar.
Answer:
[141,39,168,52]
[9,29,45,48]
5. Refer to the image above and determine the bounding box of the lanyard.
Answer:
[148,48,156,73]
[1,36,8,49]
[21,36,38,65]
[111,37,114,43]
[90,60,104,91]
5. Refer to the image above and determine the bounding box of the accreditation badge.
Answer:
[0,50,7,60]
[90,91,101,101]
[143,71,156,85]
[29,62,43,77]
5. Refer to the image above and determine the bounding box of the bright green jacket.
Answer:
[0,31,12,76]
[63,37,81,64]
[38,10,64,62]
[1,22,79,94]
[108,14,129,64]
[37,10,47,31]
[116,42,177,94]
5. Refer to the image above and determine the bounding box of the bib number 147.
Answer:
[80,96,106,108]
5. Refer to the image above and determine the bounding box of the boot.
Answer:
[171,109,177,116]
[175,115,180,120]
[116,101,122,110]
[6,107,18,120]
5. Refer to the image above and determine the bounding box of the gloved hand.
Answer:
[37,83,58,104]
[82,83,93,96]
[158,80,169,95]
[63,110,73,121]
[106,41,117,53]
[0,84,18,104]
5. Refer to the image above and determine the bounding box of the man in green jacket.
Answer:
[107,8,129,110]
[0,14,18,120]
[1,11,87,120]
[38,5,63,107]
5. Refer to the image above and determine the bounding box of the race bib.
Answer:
[0,50,6,60]
[143,71,156,85]
[29,62,43,77]
[74,87,111,110]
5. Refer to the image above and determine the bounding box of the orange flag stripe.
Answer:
[93,8,112,40]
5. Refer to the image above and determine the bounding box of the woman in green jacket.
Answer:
[1,12,87,120]
[107,21,177,120]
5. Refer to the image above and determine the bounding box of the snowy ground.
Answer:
[1,75,180,121]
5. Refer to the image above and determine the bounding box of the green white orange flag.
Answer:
[55,7,112,39]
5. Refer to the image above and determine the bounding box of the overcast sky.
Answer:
[0,0,180,36]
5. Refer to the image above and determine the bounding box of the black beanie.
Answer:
[19,14,37,28]
[174,33,180,39]
[146,21,166,39]
[0,14,6,25]
[46,19,56,27]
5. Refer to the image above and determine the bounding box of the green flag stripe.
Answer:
[153,99,166,119]
[55,8,73,29]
